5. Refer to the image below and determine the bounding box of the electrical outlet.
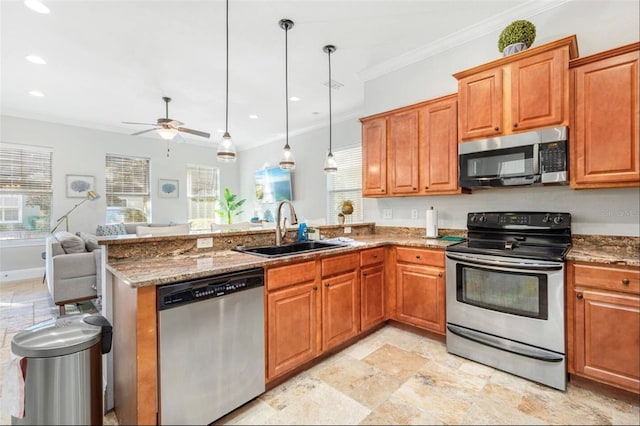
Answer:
[344,226,352,234]
[411,209,418,219]
[197,237,213,249]
[383,209,392,219]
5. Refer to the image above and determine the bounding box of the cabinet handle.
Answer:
[494,127,500,131]
[415,255,421,259]
[413,187,417,191]
[424,186,429,190]
[622,278,630,285]
[372,254,378,258]
[438,272,443,277]
[513,122,518,128]
[324,283,330,288]
[313,286,318,291]
[380,189,384,192]
[576,293,583,300]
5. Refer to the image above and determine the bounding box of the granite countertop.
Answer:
[566,236,640,267]
[106,235,460,288]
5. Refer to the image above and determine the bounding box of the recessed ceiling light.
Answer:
[24,0,50,14]
[26,55,46,65]
[249,114,258,119]
[289,96,300,102]
[28,90,45,97]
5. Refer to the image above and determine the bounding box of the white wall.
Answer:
[359,0,640,236]
[0,115,240,277]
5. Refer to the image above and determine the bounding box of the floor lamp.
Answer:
[50,190,101,234]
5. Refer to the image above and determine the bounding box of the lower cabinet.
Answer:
[393,247,446,335]
[567,261,640,394]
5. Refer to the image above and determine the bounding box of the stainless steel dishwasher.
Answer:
[157,267,265,425]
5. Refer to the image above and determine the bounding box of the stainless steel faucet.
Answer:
[275,200,298,246]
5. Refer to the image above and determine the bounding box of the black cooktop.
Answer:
[446,212,572,262]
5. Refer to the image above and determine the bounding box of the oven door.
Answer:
[445,251,565,353]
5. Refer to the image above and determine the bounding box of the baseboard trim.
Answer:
[0,267,45,283]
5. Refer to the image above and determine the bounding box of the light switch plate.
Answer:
[197,237,213,248]
[383,209,392,219]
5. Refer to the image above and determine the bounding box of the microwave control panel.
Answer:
[539,141,567,173]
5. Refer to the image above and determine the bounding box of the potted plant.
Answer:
[498,20,536,56]
[337,212,345,225]
[340,200,354,215]
[214,188,246,224]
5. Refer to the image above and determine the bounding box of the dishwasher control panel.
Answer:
[157,267,264,310]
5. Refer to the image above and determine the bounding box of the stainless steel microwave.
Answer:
[458,126,568,189]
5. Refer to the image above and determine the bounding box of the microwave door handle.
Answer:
[533,143,540,174]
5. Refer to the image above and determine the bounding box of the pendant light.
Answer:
[217,0,237,163]
[279,19,295,170]
[323,45,338,174]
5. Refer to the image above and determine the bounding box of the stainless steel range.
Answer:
[445,212,571,390]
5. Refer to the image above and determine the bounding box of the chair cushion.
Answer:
[54,231,87,254]
[77,231,100,251]
[96,223,127,236]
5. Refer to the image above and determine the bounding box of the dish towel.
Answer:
[0,352,26,419]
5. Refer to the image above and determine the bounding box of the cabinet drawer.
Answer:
[573,263,640,294]
[267,261,316,291]
[322,253,359,277]
[396,247,444,267]
[360,248,385,267]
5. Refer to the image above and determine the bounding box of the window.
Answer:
[105,154,150,224]
[327,144,362,224]
[187,164,219,230]
[0,143,52,240]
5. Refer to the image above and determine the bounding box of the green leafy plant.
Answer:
[498,20,536,53]
[214,188,246,224]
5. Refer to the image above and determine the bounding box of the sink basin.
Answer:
[235,241,346,258]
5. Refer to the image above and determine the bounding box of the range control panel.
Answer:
[468,212,571,230]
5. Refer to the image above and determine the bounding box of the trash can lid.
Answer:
[11,313,103,358]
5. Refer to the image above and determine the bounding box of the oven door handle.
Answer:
[447,324,564,362]
[445,252,563,271]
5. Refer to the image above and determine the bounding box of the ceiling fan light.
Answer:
[324,152,338,174]
[24,0,50,14]
[217,132,237,163]
[279,145,296,170]
[157,127,177,140]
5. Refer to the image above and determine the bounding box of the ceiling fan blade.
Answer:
[123,121,158,126]
[130,128,158,136]
[178,127,210,138]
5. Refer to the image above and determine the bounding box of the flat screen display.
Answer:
[254,167,293,203]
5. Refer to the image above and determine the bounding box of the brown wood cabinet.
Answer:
[360,247,386,331]
[570,43,640,189]
[392,247,446,334]
[455,35,578,142]
[321,253,360,350]
[567,261,640,394]
[266,261,319,381]
[360,94,461,197]
[361,117,387,196]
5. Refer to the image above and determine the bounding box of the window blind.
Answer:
[105,154,150,195]
[187,164,219,229]
[0,144,52,192]
[327,145,362,223]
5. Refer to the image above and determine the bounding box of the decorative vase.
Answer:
[502,42,527,57]
[338,215,345,225]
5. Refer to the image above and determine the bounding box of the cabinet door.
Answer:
[571,49,639,188]
[574,288,640,393]
[395,263,445,334]
[458,67,503,141]
[322,271,359,350]
[362,117,387,196]
[388,110,419,194]
[419,96,459,193]
[510,48,566,132]
[267,282,318,380]
[361,264,386,331]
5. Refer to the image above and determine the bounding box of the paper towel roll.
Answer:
[426,207,438,238]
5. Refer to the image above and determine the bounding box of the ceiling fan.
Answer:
[123,97,211,140]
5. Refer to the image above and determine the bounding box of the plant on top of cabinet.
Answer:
[498,20,536,56]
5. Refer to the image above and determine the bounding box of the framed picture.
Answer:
[158,179,179,198]
[66,175,95,198]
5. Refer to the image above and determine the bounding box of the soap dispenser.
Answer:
[297,219,308,242]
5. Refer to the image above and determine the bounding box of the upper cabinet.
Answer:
[360,94,461,198]
[454,35,578,142]
[570,42,640,189]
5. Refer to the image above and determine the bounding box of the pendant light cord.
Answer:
[225,0,229,133]
[328,48,332,154]
[284,25,289,148]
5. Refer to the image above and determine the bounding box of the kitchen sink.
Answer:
[234,241,346,258]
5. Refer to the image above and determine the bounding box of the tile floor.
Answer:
[2,277,639,425]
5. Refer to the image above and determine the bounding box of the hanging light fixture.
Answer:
[279,19,295,170]
[323,45,338,174]
[217,0,237,163]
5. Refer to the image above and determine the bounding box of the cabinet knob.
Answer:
[324,282,330,287]
[380,189,384,192]
[576,293,583,300]
[438,272,443,277]
[373,254,378,258]
[494,127,500,131]
[415,255,421,259]
[622,278,630,285]
[413,187,417,191]
[424,186,429,190]
[513,122,518,128]
[313,286,318,291]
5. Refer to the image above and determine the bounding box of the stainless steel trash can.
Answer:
[11,313,112,426]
